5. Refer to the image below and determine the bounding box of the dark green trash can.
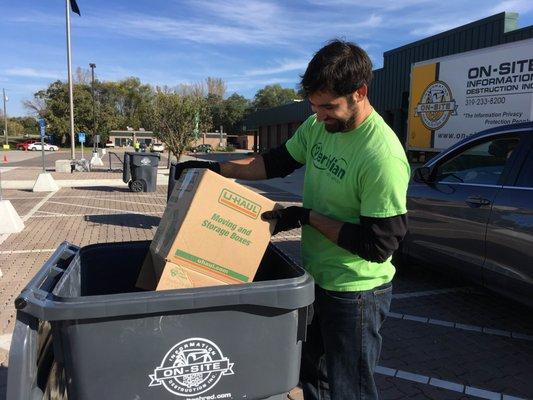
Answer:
[7,241,314,400]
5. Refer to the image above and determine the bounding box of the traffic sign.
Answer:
[38,118,46,138]
[78,132,86,144]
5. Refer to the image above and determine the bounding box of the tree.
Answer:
[253,84,301,110]
[111,77,154,130]
[10,116,38,136]
[222,93,251,133]
[206,77,226,98]
[0,112,26,136]
[151,88,212,160]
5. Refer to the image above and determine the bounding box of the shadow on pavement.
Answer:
[73,186,130,193]
[84,214,160,229]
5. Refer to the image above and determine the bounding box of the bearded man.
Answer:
[173,39,410,400]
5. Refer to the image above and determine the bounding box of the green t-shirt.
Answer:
[285,110,410,291]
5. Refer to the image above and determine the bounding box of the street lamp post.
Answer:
[89,63,96,151]
[2,89,7,146]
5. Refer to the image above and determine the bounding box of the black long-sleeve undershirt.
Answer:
[262,144,408,263]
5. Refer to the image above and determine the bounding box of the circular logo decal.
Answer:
[140,157,151,166]
[415,80,457,130]
[149,338,234,397]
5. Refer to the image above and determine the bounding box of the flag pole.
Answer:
[66,0,76,160]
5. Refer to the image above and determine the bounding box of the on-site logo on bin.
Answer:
[149,337,234,397]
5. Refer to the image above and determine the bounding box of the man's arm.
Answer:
[219,156,267,180]
[263,207,407,263]
[308,211,407,263]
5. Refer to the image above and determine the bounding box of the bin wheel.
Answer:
[130,180,144,192]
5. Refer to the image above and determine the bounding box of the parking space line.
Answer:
[31,211,164,218]
[387,312,533,341]
[0,249,56,255]
[2,196,47,200]
[375,365,526,400]
[392,286,474,299]
[53,195,167,199]
[49,196,166,207]
[35,210,63,215]
[0,191,55,246]
[46,200,160,214]
[23,192,56,221]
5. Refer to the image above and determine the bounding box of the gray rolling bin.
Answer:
[123,152,160,192]
[7,240,314,400]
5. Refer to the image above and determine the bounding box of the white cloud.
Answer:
[307,0,431,11]
[5,68,62,80]
[245,60,309,76]
[227,77,298,91]
[490,0,533,14]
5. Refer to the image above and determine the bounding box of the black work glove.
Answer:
[173,160,220,181]
[261,206,311,235]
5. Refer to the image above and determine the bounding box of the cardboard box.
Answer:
[137,169,278,290]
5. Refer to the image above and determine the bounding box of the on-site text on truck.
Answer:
[407,38,533,161]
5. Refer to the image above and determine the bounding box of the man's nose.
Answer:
[315,109,327,121]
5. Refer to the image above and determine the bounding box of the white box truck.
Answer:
[407,38,533,160]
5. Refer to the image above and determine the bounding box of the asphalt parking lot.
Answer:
[0,155,532,400]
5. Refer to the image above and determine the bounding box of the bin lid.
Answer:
[125,152,161,167]
[15,241,315,321]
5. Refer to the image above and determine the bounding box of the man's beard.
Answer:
[323,109,358,133]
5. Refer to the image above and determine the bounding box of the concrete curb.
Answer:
[2,173,170,189]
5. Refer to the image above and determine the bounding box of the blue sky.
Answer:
[2,0,533,117]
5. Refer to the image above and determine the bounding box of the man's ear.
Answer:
[355,84,368,101]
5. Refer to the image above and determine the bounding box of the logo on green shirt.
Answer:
[311,143,347,181]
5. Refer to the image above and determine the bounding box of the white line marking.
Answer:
[46,200,162,214]
[387,312,533,341]
[52,195,167,199]
[0,191,55,246]
[23,192,56,222]
[375,365,526,399]
[30,212,163,218]
[1,196,47,200]
[0,248,56,254]
[49,197,165,207]
[35,210,62,215]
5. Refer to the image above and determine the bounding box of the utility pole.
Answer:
[65,0,76,159]
[89,63,96,150]
[2,89,7,146]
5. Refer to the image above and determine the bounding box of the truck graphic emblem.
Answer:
[149,337,234,397]
[415,80,458,130]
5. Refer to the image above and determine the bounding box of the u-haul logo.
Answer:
[149,338,234,397]
[218,189,261,219]
[415,80,458,130]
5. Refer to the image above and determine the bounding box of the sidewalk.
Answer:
[0,167,171,189]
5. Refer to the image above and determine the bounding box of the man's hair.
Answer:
[300,39,373,97]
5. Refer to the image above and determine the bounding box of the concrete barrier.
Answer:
[55,159,72,173]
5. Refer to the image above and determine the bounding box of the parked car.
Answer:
[15,140,38,151]
[151,142,165,153]
[401,122,533,306]
[27,142,59,151]
[105,140,115,148]
[191,144,213,153]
